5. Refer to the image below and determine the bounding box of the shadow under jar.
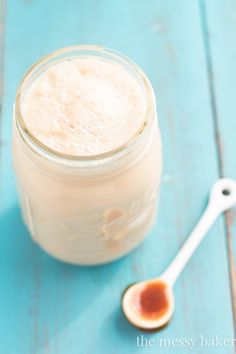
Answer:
[13,45,162,265]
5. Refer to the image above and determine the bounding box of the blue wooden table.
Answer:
[1,0,236,353]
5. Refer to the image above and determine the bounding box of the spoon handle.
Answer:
[161,178,236,286]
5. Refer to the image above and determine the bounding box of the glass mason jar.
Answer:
[13,45,162,265]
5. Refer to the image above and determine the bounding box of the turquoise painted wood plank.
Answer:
[200,0,236,324]
[0,0,235,353]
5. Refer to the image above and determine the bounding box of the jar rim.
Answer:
[14,45,156,167]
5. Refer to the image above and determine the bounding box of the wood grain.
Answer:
[0,0,235,353]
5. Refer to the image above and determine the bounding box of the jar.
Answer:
[13,45,162,265]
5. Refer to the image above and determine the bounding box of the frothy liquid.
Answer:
[22,58,146,155]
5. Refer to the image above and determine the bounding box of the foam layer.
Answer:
[22,57,147,156]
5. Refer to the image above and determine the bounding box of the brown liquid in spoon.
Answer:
[136,280,170,320]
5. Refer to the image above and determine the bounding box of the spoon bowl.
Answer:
[122,279,174,330]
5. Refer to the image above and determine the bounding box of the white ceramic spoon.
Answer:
[122,178,236,330]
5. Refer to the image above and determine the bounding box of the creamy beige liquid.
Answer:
[13,52,162,265]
